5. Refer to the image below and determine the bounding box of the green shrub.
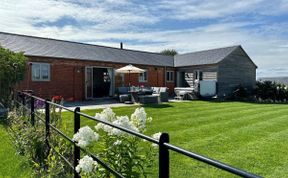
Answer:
[255,81,288,102]
[0,47,27,107]
[7,105,72,178]
[232,85,249,100]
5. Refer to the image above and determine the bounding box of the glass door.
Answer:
[85,67,93,99]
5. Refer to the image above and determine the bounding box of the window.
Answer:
[32,63,51,81]
[194,70,203,81]
[166,71,174,82]
[139,70,148,82]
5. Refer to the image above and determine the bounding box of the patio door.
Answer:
[85,66,115,99]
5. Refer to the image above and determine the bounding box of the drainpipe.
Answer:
[73,66,75,101]
[164,66,167,87]
[27,62,32,90]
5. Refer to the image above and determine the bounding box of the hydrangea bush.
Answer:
[73,107,159,178]
[76,155,99,175]
[73,126,99,148]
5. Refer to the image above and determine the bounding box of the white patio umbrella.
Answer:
[115,64,145,86]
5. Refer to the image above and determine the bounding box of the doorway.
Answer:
[85,67,114,99]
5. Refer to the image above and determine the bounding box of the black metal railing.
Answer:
[14,91,262,178]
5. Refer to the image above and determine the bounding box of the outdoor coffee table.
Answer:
[138,95,159,104]
[129,91,140,103]
[129,89,154,103]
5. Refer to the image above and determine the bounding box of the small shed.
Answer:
[174,45,257,98]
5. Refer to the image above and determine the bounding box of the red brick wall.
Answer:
[17,56,176,101]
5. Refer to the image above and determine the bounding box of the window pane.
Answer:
[41,64,49,80]
[199,71,203,80]
[139,70,147,82]
[32,64,40,80]
[167,71,174,81]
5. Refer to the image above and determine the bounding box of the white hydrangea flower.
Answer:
[102,107,116,121]
[95,108,116,132]
[76,155,98,174]
[151,132,162,147]
[73,126,99,148]
[95,123,113,133]
[130,107,147,130]
[95,107,116,122]
[111,116,139,136]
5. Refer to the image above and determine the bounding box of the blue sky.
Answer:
[1,0,288,78]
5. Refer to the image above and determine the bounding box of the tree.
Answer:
[160,49,178,56]
[0,46,27,107]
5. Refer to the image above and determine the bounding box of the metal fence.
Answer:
[14,91,262,178]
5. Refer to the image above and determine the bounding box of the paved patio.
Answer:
[63,98,139,111]
[61,97,189,111]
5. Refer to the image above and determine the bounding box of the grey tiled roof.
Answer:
[174,46,239,67]
[0,32,241,68]
[0,32,174,67]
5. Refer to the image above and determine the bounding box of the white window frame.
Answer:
[166,71,174,82]
[31,62,51,81]
[139,69,148,82]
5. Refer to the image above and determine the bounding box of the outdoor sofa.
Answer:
[116,86,169,103]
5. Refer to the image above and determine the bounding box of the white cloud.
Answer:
[152,0,265,20]
[0,0,288,77]
[0,0,158,34]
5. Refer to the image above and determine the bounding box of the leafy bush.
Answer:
[45,138,73,178]
[0,47,27,107]
[73,107,158,178]
[7,104,72,178]
[7,108,48,173]
[255,81,288,102]
[8,104,158,177]
[232,85,249,100]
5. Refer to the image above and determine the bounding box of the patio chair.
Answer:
[117,87,131,103]
[174,90,187,100]
[152,87,169,102]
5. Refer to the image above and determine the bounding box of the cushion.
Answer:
[152,87,160,94]
[159,87,167,93]
[118,87,129,94]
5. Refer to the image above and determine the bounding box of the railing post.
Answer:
[21,93,25,106]
[159,133,169,178]
[74,107,81,178]
[30,96,35,126]
[22,93,26,115]
[45,100,50,140]
[15,91,19,108]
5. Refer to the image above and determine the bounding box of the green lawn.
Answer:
[0,123,32,178]
[60,101,288,178]
[2,101,288,177]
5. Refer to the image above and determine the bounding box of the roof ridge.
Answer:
[0,31,172,57]
[176,45,240,56]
